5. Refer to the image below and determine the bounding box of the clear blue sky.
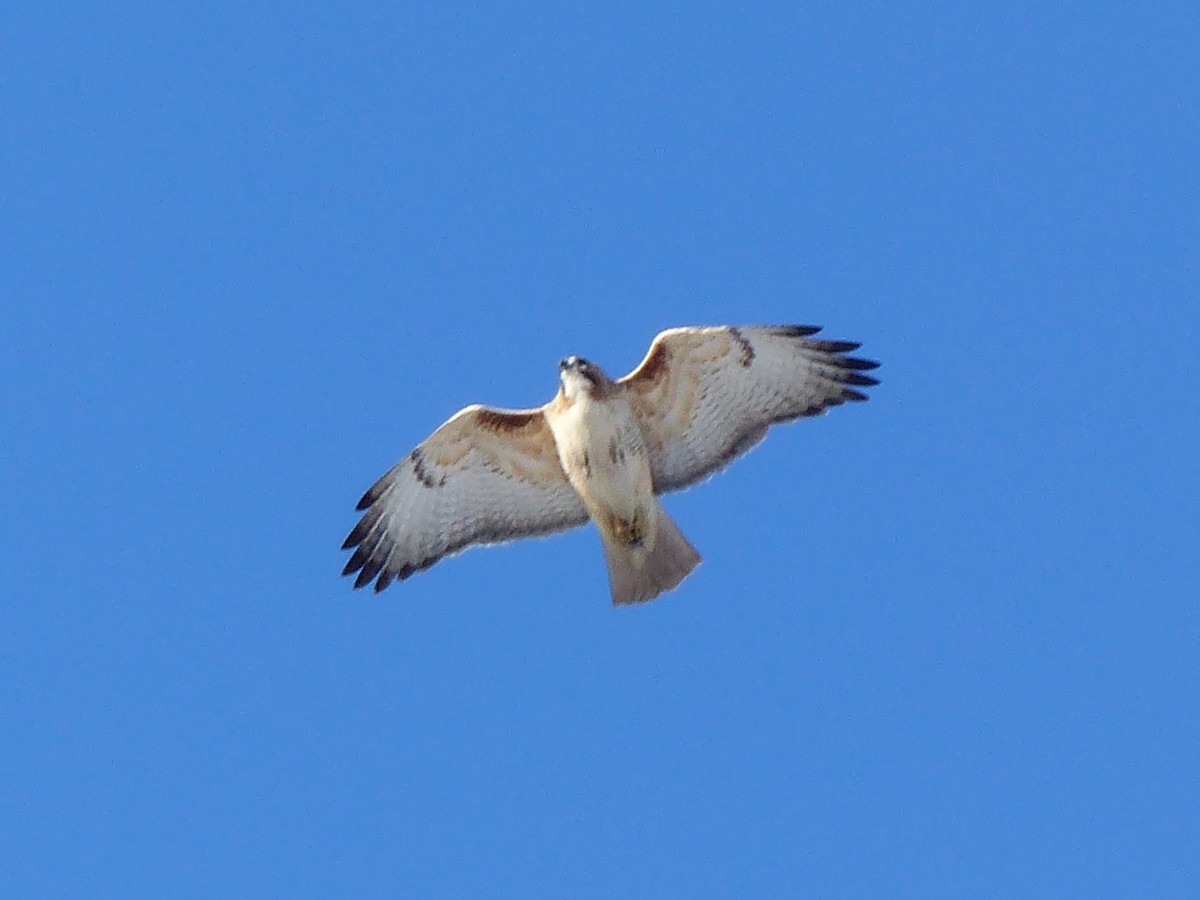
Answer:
[3,2,1198,897]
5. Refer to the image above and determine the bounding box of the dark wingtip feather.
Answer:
[834,356,880,371]
[343,505,384,550]
[354,559,383,590]
[841,372,880,387]
[374,570,395,592]
[769,324,823,338]
[810,334,880,400]
[342,547,367,577]
[809,339,862,353]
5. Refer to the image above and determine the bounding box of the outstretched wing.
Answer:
[619,325,879,493]
[342,405,588,592]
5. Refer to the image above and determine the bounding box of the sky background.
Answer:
[3,1,1198,897]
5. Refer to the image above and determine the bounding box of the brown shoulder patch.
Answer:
[474,407,541,433]
[626,341,670,385]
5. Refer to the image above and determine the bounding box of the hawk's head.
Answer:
[559,355,613,400]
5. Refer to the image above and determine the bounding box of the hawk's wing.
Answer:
[619,325,879,493]
[342,405,588,592]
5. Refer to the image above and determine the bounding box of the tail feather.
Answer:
[601,503,701,605]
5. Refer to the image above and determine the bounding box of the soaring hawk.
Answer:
[342,325,879,604]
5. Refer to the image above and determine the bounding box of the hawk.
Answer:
[342,325,879,605]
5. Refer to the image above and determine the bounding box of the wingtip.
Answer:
[768,324,823,338]
[842,372,880,387]
[809,339,862,353]
[353,562,382,590]
[837,356,880,371]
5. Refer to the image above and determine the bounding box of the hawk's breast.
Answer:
[546,393,652,520]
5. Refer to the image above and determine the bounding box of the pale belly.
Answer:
[548,395,654,524]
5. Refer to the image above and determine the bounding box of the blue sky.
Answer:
[3,1,1198,896]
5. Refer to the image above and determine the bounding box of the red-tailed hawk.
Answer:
[342,325,879,604]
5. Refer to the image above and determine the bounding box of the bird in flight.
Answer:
[342,325,879,605]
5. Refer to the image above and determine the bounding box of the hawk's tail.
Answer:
[600,502,701,605]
